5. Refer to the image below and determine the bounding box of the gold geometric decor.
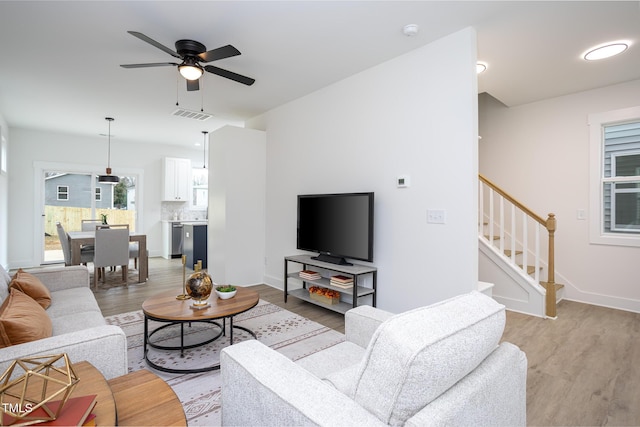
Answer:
[0,354,79,426]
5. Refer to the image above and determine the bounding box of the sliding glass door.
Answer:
[42,168,137,264]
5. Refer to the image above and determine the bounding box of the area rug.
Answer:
[105,300,345,426]
[90,266,145,291]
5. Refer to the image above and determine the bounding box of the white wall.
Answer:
[252,28,479,314]
[208,125,266,286]
[6,127,205,268]
[479,79,640,313]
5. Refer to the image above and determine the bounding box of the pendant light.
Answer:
[202,131,208,168]
[98,117,119,184]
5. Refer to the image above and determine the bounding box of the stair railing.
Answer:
[479,174,558,317]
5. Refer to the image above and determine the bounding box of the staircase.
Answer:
[478,174,564,318]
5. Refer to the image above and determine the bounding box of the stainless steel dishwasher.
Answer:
[171,222,183,258]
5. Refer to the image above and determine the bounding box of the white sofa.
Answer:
[0,264,127,379]
[221,291,527,426]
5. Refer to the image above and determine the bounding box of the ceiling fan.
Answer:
[120,31,255,91]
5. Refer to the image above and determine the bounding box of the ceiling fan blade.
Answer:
[204,65,255,86]
[198,45,241,63]
[127,31,181,59]
[186,79,200,91]
[120,62,178,68]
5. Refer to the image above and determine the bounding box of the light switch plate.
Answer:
[427,209,446,224]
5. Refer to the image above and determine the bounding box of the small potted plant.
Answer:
[215,285,237,299]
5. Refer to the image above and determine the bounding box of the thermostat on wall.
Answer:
[397,175,410,188]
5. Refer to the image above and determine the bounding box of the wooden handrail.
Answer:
[479,174,548,226]
[479,174,558,317]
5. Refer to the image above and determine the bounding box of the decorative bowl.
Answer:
[215,285,237,299]
[186,271,213,307]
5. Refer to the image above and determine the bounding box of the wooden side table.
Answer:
[108,369,186,426]
[72,361,117,426]
[72,361,185,426]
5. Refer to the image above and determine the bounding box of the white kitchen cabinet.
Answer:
[162,157,191,201]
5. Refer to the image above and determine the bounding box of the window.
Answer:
[191,168,208,208]
[95,187,102,201]
[57,185,69,201]
[589,106,640,246]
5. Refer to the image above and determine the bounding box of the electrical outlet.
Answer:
[427,209,446,224]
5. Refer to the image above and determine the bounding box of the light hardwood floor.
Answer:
[93,257,640,426]
[93,257,345,332]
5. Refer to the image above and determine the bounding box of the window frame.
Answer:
[608,152,640,233]
[57,185,69,201]
[589,106,640,247]
[190,167,208,209]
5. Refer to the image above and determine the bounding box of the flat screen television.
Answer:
[297,192,374,265]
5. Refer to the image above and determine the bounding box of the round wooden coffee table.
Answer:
[142,286,259,373]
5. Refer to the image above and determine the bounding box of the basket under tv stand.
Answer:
[284,254,377,315]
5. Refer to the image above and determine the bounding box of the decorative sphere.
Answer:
[185,271,213,306]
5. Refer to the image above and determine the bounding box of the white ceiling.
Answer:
[0,1,639,148]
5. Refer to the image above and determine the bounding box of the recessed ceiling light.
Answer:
[403,24,419,37]
[476,62,487,74]
[583,41,630,61]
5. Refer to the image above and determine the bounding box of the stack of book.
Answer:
[330,275,354,289]
[2,394,97,426]
[299,270,321,281]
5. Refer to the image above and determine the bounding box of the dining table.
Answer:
[67,230,148,283]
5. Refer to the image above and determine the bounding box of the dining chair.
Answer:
[97,223,134,273]
[98,224,144,275]
[129,241,139,269]
[56,222,94,266]
[93,225,130,289]
[127,241,149,280]
[81,219,103,231]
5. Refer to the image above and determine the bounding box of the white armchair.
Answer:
[220,291,527,426]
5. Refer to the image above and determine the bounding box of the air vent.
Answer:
[171,108,212,121]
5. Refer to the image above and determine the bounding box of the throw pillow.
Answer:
[0,288,53,348]
[10,269,52,309]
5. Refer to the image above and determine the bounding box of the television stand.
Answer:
[311,253,352,266]
[284,255,377,315]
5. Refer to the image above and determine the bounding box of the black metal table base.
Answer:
[143,315,257,373]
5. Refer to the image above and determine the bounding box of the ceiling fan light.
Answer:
[179,64,203,80]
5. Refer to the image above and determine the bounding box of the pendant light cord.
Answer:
[105,117,115,171]
[107,118,112,169]
[202,131,208,168]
